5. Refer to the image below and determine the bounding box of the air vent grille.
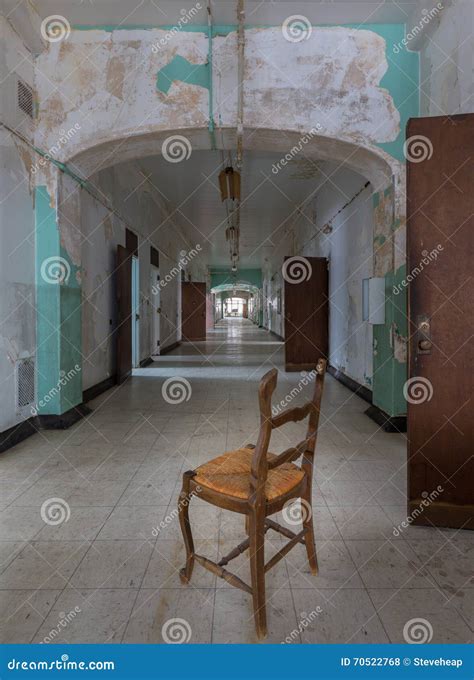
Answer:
[16,358,35,409]
[17,79,34,119]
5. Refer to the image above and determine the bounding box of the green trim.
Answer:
[35,186,82,416]
[210,268,262,289]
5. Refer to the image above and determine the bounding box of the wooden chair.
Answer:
[178,358,327,639]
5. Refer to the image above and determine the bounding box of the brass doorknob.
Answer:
[418,339,432,351]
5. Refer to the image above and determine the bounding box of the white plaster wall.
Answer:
[264,167,374,388]
[80,163,205,391]
[419,0,474,115]
[0,18,36,433]
[34,25,401,165]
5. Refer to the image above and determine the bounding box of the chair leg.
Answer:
[301,489,318,575]
[248,509,267,639]
[179,471,195,584]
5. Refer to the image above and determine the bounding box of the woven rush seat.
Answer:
[194,446,305,500]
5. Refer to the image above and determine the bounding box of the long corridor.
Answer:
[0,320,471,644]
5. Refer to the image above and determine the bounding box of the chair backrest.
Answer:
[249,359,327,497]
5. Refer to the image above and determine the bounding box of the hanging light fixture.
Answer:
[219,166,241,201]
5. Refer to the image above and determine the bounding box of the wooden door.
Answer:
[182,282,206,341]
[116,245,133,383]
[284,256,328,371]
[407,113,474,530]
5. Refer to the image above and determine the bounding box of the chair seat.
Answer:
[194,447,305,501]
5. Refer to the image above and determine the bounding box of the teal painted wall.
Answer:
[79,22,418,163]
[210,269,262,289]
[372,187,408,418]
[35,186,82,415]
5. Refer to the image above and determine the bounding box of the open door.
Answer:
[284,256,328,371]
[407,113,474,529]
[182,282,206,341]
[116,245,132,384]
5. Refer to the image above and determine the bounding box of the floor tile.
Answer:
[292,589,389,643]
[0,589,62,643]
[0,541,89,589]
[123,588,214,643]
[32,589,138,643]
[345,539,436,589]
[369,588,472,643]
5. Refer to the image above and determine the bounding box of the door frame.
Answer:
[150,264,160,356]
[131,255,140,368]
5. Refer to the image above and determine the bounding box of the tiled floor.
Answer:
[0,319,472,644]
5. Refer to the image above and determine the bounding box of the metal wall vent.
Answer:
[17,79,34,119]
[16,358,35,409]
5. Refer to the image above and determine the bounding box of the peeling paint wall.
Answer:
[34,24,418,166]
[0,19,36,432]
[419,0,473,116]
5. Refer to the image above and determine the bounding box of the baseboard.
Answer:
[268,330,284,342]
[365,405,407,433]
[83,375,117,404]
[36,403,92,430]
[0,402,92,454]
[139,356,153,368]
[0,418,38,454]
[327,365,372,404]
[408,500,474,530]
[159,341,181,355]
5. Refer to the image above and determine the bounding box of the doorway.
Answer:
[406,113,473,530]
[181,282,206,341]
[284,256,329,371]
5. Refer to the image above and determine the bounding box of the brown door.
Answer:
[407,113,474,530]
[116,245,132,384]
[182,282,206,341]
[284,256,328,371]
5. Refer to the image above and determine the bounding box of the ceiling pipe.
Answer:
[231,0,245,274]
[207,0,216,149]
[236,0,245,171]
